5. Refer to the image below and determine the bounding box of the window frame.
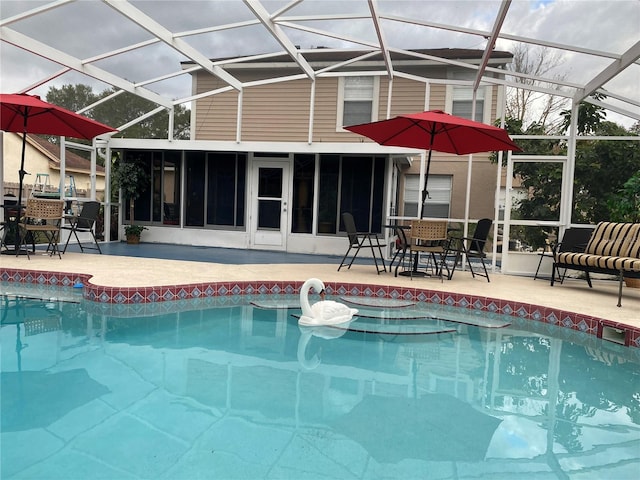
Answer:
[403,173,452,219]
[445,85,491,123]
[336,75,380,131]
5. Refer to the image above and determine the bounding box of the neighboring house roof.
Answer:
[26,134,105,176]
[183,47,513,68]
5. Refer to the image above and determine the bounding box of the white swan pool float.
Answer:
[298,278,358,326]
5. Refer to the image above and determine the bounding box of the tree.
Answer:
[606,170,640,223]
[505,44,569,134]
[46,84,190,141]
[111,156,148,235]
[509,97,640,232]
[46,84,98,115]
[92,87,190,140]
[560,92,607,135]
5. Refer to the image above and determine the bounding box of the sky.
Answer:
[0,0,638,127]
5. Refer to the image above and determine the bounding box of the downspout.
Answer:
[167,106,174,141]
[236,89,243,143]
[308,79,316,144]
[60,136,66,201]
[462,90,478,240]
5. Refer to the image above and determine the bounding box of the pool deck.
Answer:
[1,243,638,332]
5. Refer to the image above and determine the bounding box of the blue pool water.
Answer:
[1,284,639,479]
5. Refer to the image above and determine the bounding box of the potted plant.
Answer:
[123,224,147,244]
[112,159,148,244]
[607,170,640,287]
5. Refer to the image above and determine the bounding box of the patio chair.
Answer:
[550,227,594,284]
[408,219,450,280]
[389,225,412,277]
[444,218,492,282]
[62,201,102,254]
[17,198,64,259]
[1,194,17,251]
[338,212,387,274]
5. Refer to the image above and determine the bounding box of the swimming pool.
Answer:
[2,287,639,479]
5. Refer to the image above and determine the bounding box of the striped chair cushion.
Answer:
[584,222,636,256]
[555,252,640,272]
[621,223,640,258]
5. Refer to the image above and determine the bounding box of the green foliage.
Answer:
[560,92,607,135]
[46,84,98,115]
[46,84,190,140]
[502,102,639,225]
[112,159,148,228]
[499,101,639,250]
[494,118,564,163]
[572,121,640,223]
[124,224,147,236]
[607,170,640,223]
[112,160,147,202]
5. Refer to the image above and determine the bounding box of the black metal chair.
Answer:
[337,212,386,274]
[62,201,102,254]
[550,227,594,285]
[444,218,492,282]
[389,225,412,277]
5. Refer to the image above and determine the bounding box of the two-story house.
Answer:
[112,48,513,256]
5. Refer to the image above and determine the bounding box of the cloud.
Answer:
[1,0,637,124]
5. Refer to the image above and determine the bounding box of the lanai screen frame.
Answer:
[1,0,638,254]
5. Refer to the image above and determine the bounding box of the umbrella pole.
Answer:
[15,129,28,253]
[420,129,436,219]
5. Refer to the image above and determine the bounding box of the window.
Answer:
[206,153,246,227]
[120,150,153,223]
[292,154,315,233]
[119,150,182,226]
[451,86,486,122]
[317,154,385,234]
[185,151,205,226]
[403,174,451,218]
[161,152,181,225]
[338,76,378,128]
[403,174,421,217]
[185,152,246,228]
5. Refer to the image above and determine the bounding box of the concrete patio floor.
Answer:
[1,242,638,329]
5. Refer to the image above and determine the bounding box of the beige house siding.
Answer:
[386,77,428,116]
[193,72,478,145]
[312,77,341,141]
[242,80,312,142]
[192,73,238,141]
[190,51,509,226]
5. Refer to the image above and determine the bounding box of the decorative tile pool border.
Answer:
[2,267,638,349]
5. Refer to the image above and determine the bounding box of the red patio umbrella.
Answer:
[0,93,117,253]
[345,110,520,217]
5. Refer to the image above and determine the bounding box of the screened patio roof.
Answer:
[1,0,638,131]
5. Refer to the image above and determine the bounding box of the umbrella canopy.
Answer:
[332,393,502,463]
[0,93,117,252]
[0,93,116,138]
[345,110,520,217]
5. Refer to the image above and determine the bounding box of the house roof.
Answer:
[26,134,105,175]
[1,1,638,130]
[188,47,514,66]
